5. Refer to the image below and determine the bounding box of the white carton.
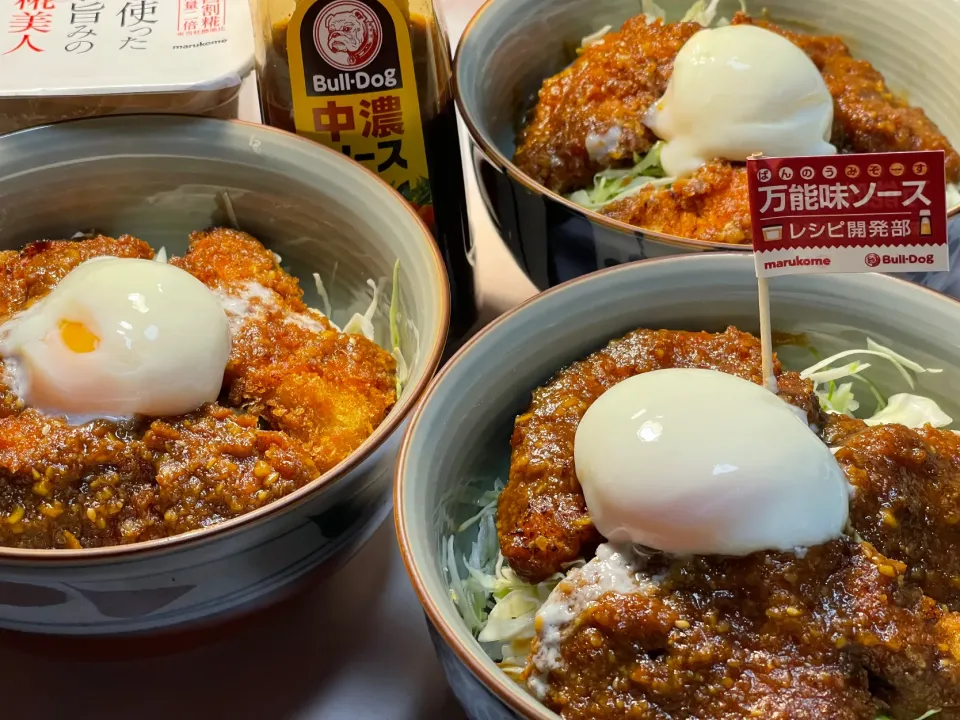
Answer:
[0,0,255,133]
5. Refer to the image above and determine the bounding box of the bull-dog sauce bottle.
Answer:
[251,0,478,346]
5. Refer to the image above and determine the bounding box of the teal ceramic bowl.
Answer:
[395,254,960,719]
[0,115,449,635]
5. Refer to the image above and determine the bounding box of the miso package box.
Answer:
[0,0,254,133]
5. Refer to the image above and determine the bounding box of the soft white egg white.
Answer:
[0,257,231,422]
[645,24,837,178]
[574,368,850,556]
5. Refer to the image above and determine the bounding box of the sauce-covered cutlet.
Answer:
[821,411,869,446]
[525,539,960,720]
[168,226,305,308]
[173,228,397,474]
[0,234,153,321]
[514,18,701,194]
[601,159,751,244]
[835,421,960,609]
[731,14,960,183]
[0,404,319,549]
[0,235,154,416]
[498,327,821,583]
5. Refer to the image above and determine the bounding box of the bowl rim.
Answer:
[453,0,960,254]
[0,114,451,563]
[394,251,960,720]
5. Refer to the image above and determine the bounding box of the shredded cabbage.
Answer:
[217,189,241,230]
[337,262,408,396]
[580,0,738,58]
[388,259,407,397]
[389,259,401,352]
[641,0,745,26]
[342,278,381,339]
[580,25,612,48]
[312,270,335,320]
[800,339,951,428]
[640,0,667,20]
[948,183,960,209]
[876,711,940,720]
[680,0,722,25]
[442,481,580,674]
[443,482,503,636]
[567,142,674,211]
[154,247,168,264]
[864,394,953,429]
[866,338,943,378]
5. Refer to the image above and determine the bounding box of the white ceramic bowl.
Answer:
[397,254,960,719]
[0,115,448,636]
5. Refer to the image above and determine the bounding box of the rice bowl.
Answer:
[396,254,960,720]
[455,0,960,289]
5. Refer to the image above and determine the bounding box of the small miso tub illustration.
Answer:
[762,225,784,242]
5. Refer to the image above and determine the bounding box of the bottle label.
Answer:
[286,0,433,224]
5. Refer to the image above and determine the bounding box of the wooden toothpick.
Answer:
[757,276,779,394]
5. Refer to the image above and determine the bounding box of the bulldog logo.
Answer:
[314,1,383,72]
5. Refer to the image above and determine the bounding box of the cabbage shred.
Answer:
[442,480,581,675]
[567,142,673,211]
[799,338,951,428]
[313,259,407,396]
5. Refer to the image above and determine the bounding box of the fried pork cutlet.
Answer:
[833,421,960,609]
[821,411,869,447]
[731,14,960,183]
[524,539,960,720]
[167,226,305,308]
[497,327,821,583]
[0,404,320,549]
[0,234,154,321]
[172,228,397,473]
[513,17,701,194]
[0,235,155,417]
[601,159,751,244]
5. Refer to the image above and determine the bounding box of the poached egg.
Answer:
[645,24,837,178]
[574,368,849,556]
[0,257,231,422]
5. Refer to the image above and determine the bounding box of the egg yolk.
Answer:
[58,319,99,354]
